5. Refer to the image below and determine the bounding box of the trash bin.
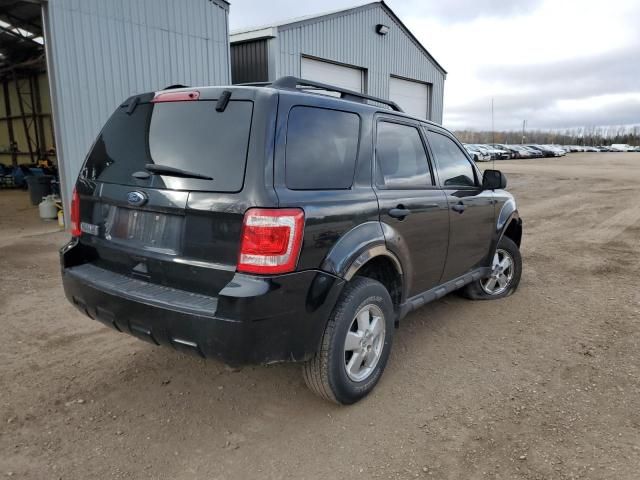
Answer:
[26,175,54,205]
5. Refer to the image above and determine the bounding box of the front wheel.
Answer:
[463,236,522,300]
[302,277,395,404]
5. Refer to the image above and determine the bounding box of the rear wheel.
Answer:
[303,277,395,404]
[463,236,521,300]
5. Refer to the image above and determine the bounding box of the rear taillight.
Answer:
[151,90,200,103]
[237,208,305,274]
[70,188,81,237]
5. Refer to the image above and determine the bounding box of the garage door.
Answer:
[389,77,430,119]
[301,57,363,93]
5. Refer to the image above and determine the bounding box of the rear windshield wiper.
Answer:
[144,164,213,180]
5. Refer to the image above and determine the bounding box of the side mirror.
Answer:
[482,169,507,190]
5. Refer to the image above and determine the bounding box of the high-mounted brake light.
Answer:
[237,208,305,274]
[70,188,81,237]
[151,90,200,103]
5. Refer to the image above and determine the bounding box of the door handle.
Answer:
[389,207,411,219]
[451,202,466,213]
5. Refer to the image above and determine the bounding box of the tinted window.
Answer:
[427,132,476,187]
[285,107,360,190]
[375,122,431,189]
[83,100,253,192]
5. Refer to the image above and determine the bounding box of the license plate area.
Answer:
[103,206,183,254]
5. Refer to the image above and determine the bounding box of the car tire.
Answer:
[302,276,395,405]
[463,236,522,300]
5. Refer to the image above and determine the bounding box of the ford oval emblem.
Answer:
[127,191,148,207]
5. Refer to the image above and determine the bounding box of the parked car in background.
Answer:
[481,145,510,160]
[470,144,494,161]
[506,145,534,159]
[526,145,559,157]
[468,144,505,160]
[464,144,491,162]
[489,144,516,159]
[521,146,544,158]
[610,144,633,152]
[543,145,567,156]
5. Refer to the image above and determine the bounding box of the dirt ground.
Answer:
[1,153,639,479]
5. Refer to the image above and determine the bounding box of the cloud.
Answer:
[444,43,640,129]
[445,93,640,130]
[229,0,640,131]
[229,0,363,30]
[477,46,640,100]
[390,0,545,22]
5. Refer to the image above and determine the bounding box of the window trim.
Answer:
[373,115,436,191]
[424,127,481,190]
[284,104,362,191]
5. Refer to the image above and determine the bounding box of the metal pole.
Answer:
[491,98,495,144]
[2,80,18,166]
[30,74,43,158]
[13,72,36,164]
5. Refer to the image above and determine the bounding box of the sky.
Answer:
[228,0,640,131]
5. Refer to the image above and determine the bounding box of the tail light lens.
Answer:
[70,188,81,237]
[237,208,305,274]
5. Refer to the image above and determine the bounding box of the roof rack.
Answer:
[264,76,404,112]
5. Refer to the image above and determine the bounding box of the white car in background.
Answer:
[610,144,633,152]
[463,144,491,162]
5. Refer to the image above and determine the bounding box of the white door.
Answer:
[301,57,363,93]
[389,77,430,119]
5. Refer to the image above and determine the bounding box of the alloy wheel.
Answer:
[481,248,515,295]
[344,304,386,382]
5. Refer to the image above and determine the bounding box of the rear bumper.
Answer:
[61,244,344,365]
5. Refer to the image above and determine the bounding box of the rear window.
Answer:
[82,100,253,192]
[285,106,360,190]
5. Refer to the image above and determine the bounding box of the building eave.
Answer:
[229,1,446,76]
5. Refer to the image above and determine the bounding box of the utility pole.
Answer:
[522,120,526,145]
[491,98,495,144]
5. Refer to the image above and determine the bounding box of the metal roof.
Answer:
[230,1,446,75]
[0,0,45,77]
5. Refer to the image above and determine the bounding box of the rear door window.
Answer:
[82,100,253,192]
[285,106,360,190]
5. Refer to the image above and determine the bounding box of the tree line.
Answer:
[453,125,640,146]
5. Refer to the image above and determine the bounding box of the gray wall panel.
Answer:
[45,0,231,215]
[275,3,445,123]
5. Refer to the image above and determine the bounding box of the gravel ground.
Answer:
[1,152,639,479]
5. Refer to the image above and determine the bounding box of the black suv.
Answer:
[61,77,523,404]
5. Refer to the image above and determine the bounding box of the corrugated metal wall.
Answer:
[275,3,445,123]
[231,40,269,84]
[44,0,231,214]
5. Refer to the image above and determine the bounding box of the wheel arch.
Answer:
[320,221,406,309]
[483,199,522,266]
[344,246,404,309]
[502,215,522,247]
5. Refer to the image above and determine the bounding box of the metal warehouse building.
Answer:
[230,1,446,122]
[1,0,231,215]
